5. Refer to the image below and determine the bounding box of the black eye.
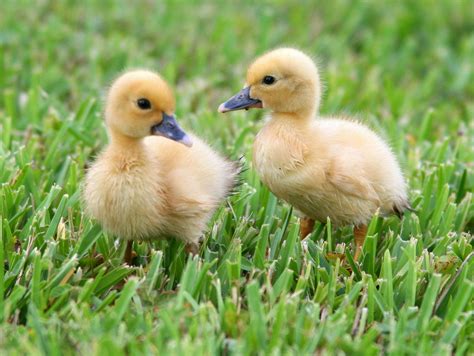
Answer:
[137,98,151,110]
[262,75,276,85]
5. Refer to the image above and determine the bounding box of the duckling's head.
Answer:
[219,48,321,116]
[105,70,192,146]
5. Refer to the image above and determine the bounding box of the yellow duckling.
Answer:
[219,48,409,260]
[84,70,239,263]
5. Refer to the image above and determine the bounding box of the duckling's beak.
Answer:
[218,86,262,113]
[151,113,193,147]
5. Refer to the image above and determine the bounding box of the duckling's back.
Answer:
[310,117,408,223]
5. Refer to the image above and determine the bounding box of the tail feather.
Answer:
[225,155,246,197]
[393,198,415,219]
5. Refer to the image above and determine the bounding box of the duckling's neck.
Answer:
[107,130,149,170]
[267,111,315,132]
[109,131,143,151]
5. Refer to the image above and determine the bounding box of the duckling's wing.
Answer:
[327,157,379,203]
[170,196,216,217]
[328,171,378,202]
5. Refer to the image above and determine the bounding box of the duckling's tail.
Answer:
[226,155,246,196]
[393,199,416,219]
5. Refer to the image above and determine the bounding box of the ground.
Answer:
[0,1,473,354]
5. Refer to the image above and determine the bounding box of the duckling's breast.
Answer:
[84,154,168,239]
[253,124,308,186]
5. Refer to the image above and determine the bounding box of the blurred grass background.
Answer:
[0,0,473,354]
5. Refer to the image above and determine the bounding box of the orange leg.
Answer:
[300,217,315,240]
[353,225,367,261]
[185,242,199,255]
[124,240,134,265]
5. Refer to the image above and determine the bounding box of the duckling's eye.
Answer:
[137,98,151,110]
[262,76,276,85]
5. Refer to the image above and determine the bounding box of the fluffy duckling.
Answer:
[219,48,409,260]
[84,70,238,263]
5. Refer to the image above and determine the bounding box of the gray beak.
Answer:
[218,87,262,113]
[151,113,193,147]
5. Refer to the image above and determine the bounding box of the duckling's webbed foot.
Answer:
[185,242,199,255]
[300,217,315,240]
[353,225,367,261]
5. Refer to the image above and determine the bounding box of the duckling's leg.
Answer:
[185,242,199,255]
[300,217,315,240]
[124,240,134,265]
[353,225,367,261]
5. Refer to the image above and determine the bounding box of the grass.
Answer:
[0,0,473,354]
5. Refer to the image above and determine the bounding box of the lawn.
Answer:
[0,0,473,354]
